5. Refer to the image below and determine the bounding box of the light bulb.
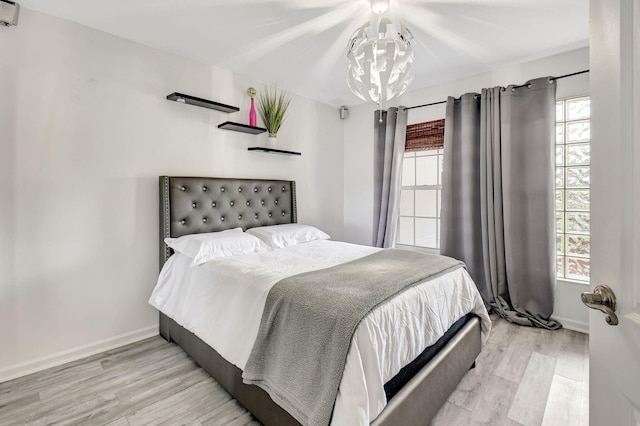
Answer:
[370,0,389,14]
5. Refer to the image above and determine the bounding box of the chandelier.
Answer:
[346,0,415,111]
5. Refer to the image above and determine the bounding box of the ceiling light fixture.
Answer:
[346,0,414,116]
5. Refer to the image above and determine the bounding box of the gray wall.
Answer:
[0,8,345,380]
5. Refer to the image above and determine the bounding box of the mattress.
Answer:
[149,240,490,425]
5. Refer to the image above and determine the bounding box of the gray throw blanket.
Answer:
[242,249,464,426]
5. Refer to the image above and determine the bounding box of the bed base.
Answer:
[160,312,481,426]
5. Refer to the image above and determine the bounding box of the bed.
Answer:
[152,176,489,426]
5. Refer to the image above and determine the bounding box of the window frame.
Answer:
[556,95,591,284]
[396,148,444,252]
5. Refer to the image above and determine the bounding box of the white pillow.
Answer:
[165,228,271,265]
[246,223,330,249]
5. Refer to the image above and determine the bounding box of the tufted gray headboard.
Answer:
[159,176,297,270]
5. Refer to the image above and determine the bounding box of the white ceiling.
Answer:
[18,0,589,107]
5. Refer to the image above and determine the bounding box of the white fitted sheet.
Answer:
[149,240,491,426]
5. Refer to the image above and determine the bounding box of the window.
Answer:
[556,96,591,281]
[397,120,445,250]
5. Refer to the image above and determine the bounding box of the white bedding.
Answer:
[149,240,491,425]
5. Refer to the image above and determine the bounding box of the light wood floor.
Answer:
[432,315,589,426]
[0,316,588,426]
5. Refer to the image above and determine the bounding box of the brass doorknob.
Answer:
[581,284,618,325]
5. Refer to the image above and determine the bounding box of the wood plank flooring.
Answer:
[0,315,588,425]
[432,315,589,426]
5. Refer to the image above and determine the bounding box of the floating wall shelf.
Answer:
[218,121,267,135]
[167,92,299,154]
[248,147,302,156]
[167,92,239,113]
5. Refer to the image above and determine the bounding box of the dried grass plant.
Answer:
[257,87,292,137]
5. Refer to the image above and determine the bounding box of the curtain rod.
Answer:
[405,69,590,111]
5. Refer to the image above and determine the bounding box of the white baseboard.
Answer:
[0,325,158,384]
[553,316,589,334]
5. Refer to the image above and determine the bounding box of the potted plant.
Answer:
[257,86,291,148]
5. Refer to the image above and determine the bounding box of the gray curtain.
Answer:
[373,107,408,248]
[441,77,561,329]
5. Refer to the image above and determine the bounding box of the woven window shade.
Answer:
[405,119,445,151]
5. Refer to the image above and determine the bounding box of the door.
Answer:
[589,0,640,425]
